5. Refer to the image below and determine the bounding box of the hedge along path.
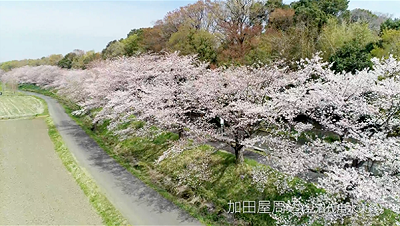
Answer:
[0,95,44,119]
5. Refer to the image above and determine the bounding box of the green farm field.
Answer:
[0,94,45,119]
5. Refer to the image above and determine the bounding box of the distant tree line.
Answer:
[57,49,101,69]
[0,49,101,71]
[0,54,63,71]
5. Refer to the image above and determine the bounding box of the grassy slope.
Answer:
[20,84,399,226]
[7,88,128,225]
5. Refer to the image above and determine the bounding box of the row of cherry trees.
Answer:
[2,53,399,223]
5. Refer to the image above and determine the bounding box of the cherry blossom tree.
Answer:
[260,55,400,216]
[4,53,400,222]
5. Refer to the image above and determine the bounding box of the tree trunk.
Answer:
[234,144,244,164]
[178,129,183,139]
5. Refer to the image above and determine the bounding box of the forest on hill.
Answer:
[1,0,400,72]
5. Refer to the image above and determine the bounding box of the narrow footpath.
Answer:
[24,91,201,225]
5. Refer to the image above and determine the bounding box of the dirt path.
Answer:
[0,118,102,225]
[23,92,201,225]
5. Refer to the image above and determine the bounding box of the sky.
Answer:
[0,0,399,63]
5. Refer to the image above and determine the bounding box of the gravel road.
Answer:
[23,91,201,225]
[0,118,102,225]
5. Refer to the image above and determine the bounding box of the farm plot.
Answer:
[0,118,103,224]
[0,95,44,119]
